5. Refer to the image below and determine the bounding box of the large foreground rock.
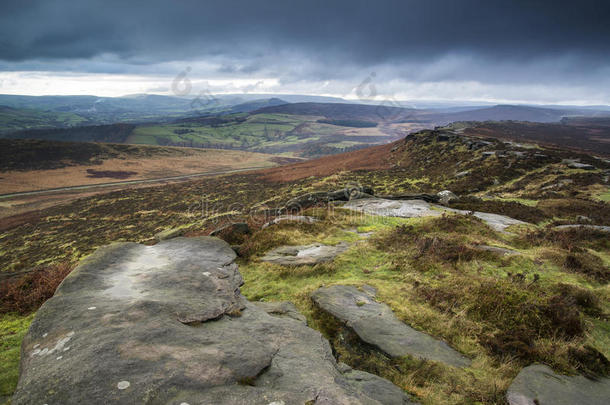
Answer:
[312,285,471,368]
[343,198,526,232]
[13,237,414,405]
[506,364,610,405]
[261,242,350,265]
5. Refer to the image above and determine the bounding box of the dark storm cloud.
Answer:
[1,0,609,103]
[1,0,609,64]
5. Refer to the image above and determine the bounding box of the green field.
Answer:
[0,107,88,133]
[127,113,387,156]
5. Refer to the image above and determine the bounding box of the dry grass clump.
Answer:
[537,198,610,225]
[0,262,75,314]
[412,275,609,376]
[563,251,609,283]
[374,214,497,271]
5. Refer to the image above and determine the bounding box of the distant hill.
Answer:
[226,98,288,113]
[253,102,418,123]
[427,105,572,124]
[3,123,136,144]
[0,105,89,133]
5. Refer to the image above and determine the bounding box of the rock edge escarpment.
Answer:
[12,237,415,405]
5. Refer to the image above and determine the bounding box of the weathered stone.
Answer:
[506,364,610,405]
[553,224,610,232]
[437,190,458,205]
[261,215,318,229]
[474,245,522,256]
[343,198,527,232]
[343,198,442,218]
[312,285,471,368]
[154,227,185,241]
[253,301,307,324]
[568,162,596,170]
[261,242,350,265]
[283,186,374,212]
[13,237,415,405]
[447,209,526,232]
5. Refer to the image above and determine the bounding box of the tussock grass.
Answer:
[238,210,609,404]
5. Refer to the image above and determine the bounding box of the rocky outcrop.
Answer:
[283,186,374,212]
[436,190,458,205]
[506,364,610,405]
[343,198,527,232]
[261,242,350,265]
[312,285,471,368]
[12,237,414,405]
[343,198,442,219]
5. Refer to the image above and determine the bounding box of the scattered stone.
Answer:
[455,170,471,178]
[437,190,458,205]
[154,227,185,241]
[343,198,527,232]
[576,215,593,224]
[343,198,442,218]
[474,245,521,256]
[506,364,610,405]
[12,237,414,405]
[563,159,596,170]
[312,285,471,368]
[447,209,526,233]
[283,186,375,212]
[210,222,251,244]
[553,224,610,232]
[261,215,318,229]
[261,242,350,265]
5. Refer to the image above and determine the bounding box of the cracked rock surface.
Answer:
[12,237,414,405]
[506,364,610,405]
[312,285,471,368]
[343,198,526,232]
[261,242,350,265]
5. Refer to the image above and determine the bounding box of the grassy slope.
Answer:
[128,113,392,157]
[0,107,88,133]
[1,128,609,403]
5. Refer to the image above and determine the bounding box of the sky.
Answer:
[0,0,609,105]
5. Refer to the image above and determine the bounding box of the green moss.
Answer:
[0,313,33,400]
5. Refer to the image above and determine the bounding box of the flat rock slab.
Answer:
[475,245,522,256]
[13,237,415,405]
[311,285,471,368]
[506,364,610,405]
[261,242,350,265]
[343,198,442,219]
[343,198,526,232]
[553,224,610,232]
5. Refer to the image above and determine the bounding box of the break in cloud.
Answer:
[0,0,609,104]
